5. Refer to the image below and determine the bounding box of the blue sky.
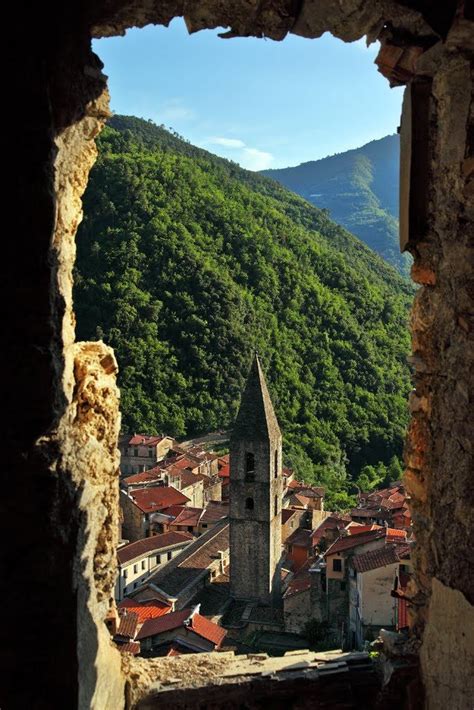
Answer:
[93,19,404,170]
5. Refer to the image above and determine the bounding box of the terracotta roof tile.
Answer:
[137,609,190,639]
[352,544,405,573]
[200,502,229,523]
[122,467,163,485]
[117,641,141,655]
[190,612,227,647]
[118,531,193,564]
[286,528,313,548]
[284,558,315,598]
[128,434,166,446]
[325,529,387,557]
[114,612,138,640]
[169,507,203,528]
[118,598,171,623]
[127,486,190,514]
[147,522,229,596]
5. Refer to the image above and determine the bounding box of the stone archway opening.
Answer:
[6,2,473,709]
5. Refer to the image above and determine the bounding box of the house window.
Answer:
[333,559,342,572]
[274,495,278,516]
[167,551,172,561]
[245,452,255,481]
[245,497,254,511]
[201,523,207,529]
[274,449,278,478]
[133,564,138,574]
[134,448,138,457]
[141,560,146,570]
[123,569,128,578]
[156,554,161,564]
[149,448,153,458]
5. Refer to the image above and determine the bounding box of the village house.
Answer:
[151,501,229,537]
[132,521,230,610]
[118,433,175,475]
[285,527,317,572]
[137,605,227,656]
[120,486,191,542]
[321,526,408,644]
[285,480,325,511]
[350,484,411,530]
[348,543,412,648]
[121,466,164,491]
[115,531,193,601]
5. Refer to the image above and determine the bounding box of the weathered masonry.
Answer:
[4,1,473,708]
[229,354,283,604]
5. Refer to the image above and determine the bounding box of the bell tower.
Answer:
[229,354,283,603]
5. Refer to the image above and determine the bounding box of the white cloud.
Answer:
[241,147,274,171]
[160,98,196,121]
[205,136,274,171]
[209,137,246,148]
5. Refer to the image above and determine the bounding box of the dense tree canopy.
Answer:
[74,116,413,508]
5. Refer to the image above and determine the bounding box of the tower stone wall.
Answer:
[229,356,283,603]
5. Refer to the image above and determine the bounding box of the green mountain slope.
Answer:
[74,116,412,506]
[262,135,410,275]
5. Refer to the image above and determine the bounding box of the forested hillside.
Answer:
[74,116,412,507]
[262,135,410,275]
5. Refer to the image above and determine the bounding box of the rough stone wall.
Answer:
[284,589,312,634]
[121,491,147,542]
[6,1,472,709]
[403,34,474,706]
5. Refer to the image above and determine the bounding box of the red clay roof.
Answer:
[128,434,166,447]
[325,529,386,557]
[287,493,311,508]
[137,609,190,639]
[326,528,407,558]
[172,456,200,471]
[170,507,203,528]
[118,598,171,623]
[176,470,205,489]
[122,468,163,485]
[128,487,190,514]
[286,528,313,548]
[200,502,229,523]
[284,558,315,598]
[190,612,227,647]
[136,607,226,647]
[117,641,141,655]
[114,612,138,640]
[352,544,404,573]
[118,532,193,564]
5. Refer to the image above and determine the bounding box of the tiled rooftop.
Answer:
[127,486,190,513]
[352,544,408,573]
[147,522,229,597]
[118,531,193,564]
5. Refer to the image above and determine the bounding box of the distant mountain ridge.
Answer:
[262,135,410,274]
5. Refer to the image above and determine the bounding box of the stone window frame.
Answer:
[7,3,472,709]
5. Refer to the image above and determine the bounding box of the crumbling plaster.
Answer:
[4,1,472,709]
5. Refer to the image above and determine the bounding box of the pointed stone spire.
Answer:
[232,353,281,441]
